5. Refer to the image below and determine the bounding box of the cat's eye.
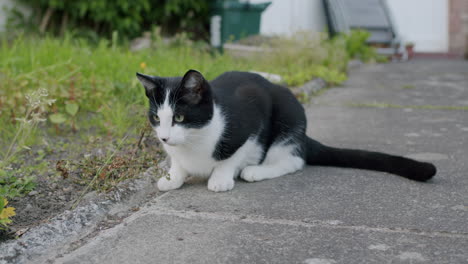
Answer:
[153,115,160,122]
[174,114,184,122]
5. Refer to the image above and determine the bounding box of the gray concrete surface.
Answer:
[53,60,468,264]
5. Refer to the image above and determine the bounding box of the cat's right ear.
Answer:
[136,73,157,97]
[180,70,207,105]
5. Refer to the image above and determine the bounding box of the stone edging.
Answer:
[0,166,163,264]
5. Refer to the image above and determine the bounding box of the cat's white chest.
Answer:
[165,137,263,177]
[164,105,224,176]
[165,143,218,176]
[163,105,263,177]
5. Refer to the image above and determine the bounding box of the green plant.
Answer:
[343,30,374,61]
[244,32,349,86]
[1,88,55,166]
[49,101,79,132]
[7,0,209,40]
[401,84,415,89]
[0,168,35,229]
[0,198,16,230]
[0,169,36,199]
[0,87,48,231]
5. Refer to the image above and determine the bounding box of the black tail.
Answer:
[305,137,436,182]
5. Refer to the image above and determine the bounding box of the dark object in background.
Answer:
[323,0,401,57]
[210,0,271,48]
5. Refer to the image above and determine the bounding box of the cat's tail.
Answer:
[304,137,436,182]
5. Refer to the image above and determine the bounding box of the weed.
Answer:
[1,88,55,165]
[0,88,53,229]
[49,102,79,132]
[69,124,161,208]
[0,198,16,230]
[341,30,387,63]
[401,85,415,89]
[0,170,36,199]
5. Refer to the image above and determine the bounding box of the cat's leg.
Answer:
[157,159,188,191]
[240,144,304,182]
[207,164,236,192]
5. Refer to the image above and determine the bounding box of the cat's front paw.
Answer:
[240,166,265,182]
[157,176,184,191]
[207,177,234,192]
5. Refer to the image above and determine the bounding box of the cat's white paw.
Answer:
[240,166,266,182]
[207,177,234,192]
[157,176,184,191]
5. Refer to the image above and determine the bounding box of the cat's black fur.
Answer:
[210,71,306,161]
[139,70,436,182]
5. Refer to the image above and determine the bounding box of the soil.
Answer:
[8,171,85,233]
[1,127,163,242]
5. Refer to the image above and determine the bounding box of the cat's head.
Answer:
[136,69,213,146]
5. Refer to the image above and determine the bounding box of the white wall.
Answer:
[2,0,449,52]
[0,0,30,31]
[0,0,12,31]
[386,0,449,52]
[250,0,327,36]
[250,0,449,53]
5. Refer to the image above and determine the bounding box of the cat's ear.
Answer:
[136,73,157,97]
[180,69,207,105]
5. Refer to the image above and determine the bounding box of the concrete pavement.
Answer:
[51,60,468,264]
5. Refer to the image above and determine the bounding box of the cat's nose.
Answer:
[160,137,168,143]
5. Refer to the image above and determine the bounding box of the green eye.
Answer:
[174,114,184,122]
[153,115,160,122]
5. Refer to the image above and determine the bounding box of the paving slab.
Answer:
[318,60,468,107]
[46,60,468,264]
[56,204,468,264]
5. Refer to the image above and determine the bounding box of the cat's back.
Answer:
[209,71,278,121]
[210,71,299,110]
[210,71,273,96]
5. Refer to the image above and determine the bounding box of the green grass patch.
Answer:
[0,32,363,148]
[401,85,415,89]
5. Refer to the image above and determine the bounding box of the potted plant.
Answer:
[405,42,415,59]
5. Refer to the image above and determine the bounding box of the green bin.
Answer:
[210,0,271,48]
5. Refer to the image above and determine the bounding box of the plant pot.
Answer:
[405,45,415,59]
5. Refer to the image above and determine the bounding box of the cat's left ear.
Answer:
[136,73,157,97]
[180,69,207,105]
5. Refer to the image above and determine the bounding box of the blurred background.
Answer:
[0,0,467,56]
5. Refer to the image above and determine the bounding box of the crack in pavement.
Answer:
[140,206,468,240]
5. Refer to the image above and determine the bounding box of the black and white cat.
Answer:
[137,70,436,192]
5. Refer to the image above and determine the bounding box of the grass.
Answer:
[401,84,415,89]
[0,32,357,149]
[244,32,349,86]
